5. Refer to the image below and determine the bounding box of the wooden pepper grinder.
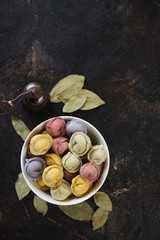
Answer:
[6,82,50,111]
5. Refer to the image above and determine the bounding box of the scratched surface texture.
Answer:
[0,0,160,239]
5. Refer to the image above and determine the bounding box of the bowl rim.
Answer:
[20,116,110,205]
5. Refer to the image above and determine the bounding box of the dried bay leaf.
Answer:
[80,89,105,110]
[62,95,87,113]
[94,192,112,211]
[33,195,48,216]
[15,173,30,200]
[92,208,109,230]
[58,88,80,103]
[11,116,30,141]
[50,74,85,103]
[58,202,94,221]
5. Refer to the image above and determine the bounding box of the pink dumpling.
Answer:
[52,137,69,155]
[46,117,66,137]
[80,162,102,183]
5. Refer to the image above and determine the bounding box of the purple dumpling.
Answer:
[66,119,87,137]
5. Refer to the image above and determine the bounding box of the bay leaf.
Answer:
[15,172,30,200]
[50,74,85,103]
[94,192,112,211]
[33,195,48,216]
[92,208,109,230]
[58,88,80,103]
[11,116,30,141]
[58,202,94,221]
[62,94,87,113]
[79,89,105,110]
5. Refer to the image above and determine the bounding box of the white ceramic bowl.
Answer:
[21,116,110,205]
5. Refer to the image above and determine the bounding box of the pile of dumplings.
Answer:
[24,117,107,201]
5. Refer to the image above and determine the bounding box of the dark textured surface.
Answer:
[0,0,160,239]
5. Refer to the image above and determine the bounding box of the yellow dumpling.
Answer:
[30,134,53,155]
[34,178,50,191]
[42,165,63,188]
[71,175,92,197]
[45,153,62,167]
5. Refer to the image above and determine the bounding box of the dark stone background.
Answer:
[0,0,160,239]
